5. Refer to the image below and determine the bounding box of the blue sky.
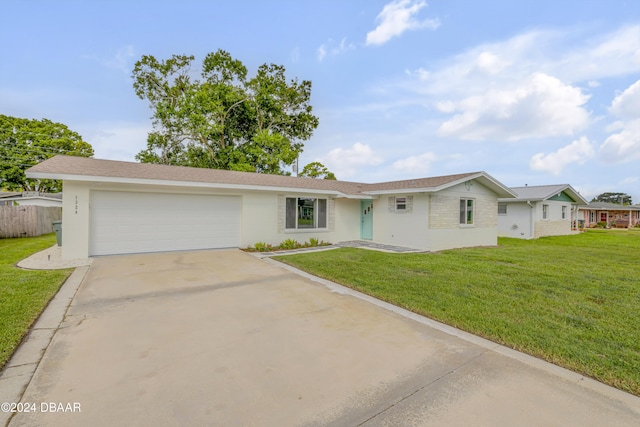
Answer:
[1,0,639,202]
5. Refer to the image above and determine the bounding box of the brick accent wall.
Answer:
[429,194,497,229]
[277,194,285,233]
[534,220,570,238]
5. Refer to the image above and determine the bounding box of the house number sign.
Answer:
[75,195,78,214]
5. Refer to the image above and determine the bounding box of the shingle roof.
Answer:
[500,184,588,204]
[26,155,508,197]
[581,202,640,210]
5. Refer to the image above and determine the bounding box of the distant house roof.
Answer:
[26,155,516,198]
[499,184,588,204]
[0,191,22,199]
[579,202,640,211]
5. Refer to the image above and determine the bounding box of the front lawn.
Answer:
[275,229,640,396]
[0,234,72,369]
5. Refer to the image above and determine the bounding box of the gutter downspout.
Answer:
[527,201,534,239]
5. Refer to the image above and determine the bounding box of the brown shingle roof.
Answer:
[26,155,485,197]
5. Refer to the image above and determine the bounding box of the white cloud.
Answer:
[103,45,136,74]
[366,0,439,46]
[437,73,590,141]
[392,152,436,174]
[320,143,383,178]
[600,118,640,163]
[317,45,327,62]
[77,121,151,161]
[529,136,595,175]
[610,79,640,119]
[316,38,355,62]
[600,80,640,164]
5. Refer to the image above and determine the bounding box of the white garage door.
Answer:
[90,191,241,256]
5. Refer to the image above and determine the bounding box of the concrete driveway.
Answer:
[8,249,640,426]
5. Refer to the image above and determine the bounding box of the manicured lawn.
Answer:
[275,229,640,396]
[0,234,72,369]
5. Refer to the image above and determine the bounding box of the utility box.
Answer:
[52,221,62,246]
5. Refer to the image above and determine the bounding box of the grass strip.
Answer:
[0,234,72,369]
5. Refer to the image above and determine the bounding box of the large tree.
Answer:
[591,192,633,205]
[0,115,94,192]
[132,50,319,174]
[298,161,336,180]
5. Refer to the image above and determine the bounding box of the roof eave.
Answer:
[26,171,352,198]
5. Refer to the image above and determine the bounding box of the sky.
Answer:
[1,0,639,202]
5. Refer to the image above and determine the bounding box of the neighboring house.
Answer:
[0,191,22,206]
[578,202,640,228]
[26,155,516,259]
[497,184,588,239]
[0,192,63,207]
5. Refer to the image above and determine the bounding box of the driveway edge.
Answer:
[266,257,640,412]
[0,266,90,427]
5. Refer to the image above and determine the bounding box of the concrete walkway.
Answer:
[2,249,639,426]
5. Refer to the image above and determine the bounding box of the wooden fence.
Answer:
[0,206,62,238]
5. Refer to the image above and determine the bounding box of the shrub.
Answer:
[279,239,301,250]
[308,237,319,247]
[253,242,272,252]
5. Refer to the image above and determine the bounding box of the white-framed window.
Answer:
[542,204,549,220]
[395,197,407,211]
[285,197,327,229]
[498,203,507,215]
[590,211,596,223]
[562,205,567,219]
[460,198,474,225]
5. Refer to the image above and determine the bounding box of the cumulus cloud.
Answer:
[609,80,640,119]
[599,80,640,164]
[529,136,595,175]
[366,0,439,46]
[320,143,383,178]
[437,73,590,141]
[392,152,436,174]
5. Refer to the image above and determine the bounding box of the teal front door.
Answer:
[360,200,373,240]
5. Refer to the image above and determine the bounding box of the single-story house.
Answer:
[497,184,588,239]
[26,155,516,259]
[0,191,63,207]
[0,191,22,206]
[578,202,640,228]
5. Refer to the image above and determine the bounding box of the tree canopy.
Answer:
[591,192,633,205]
[0,115,94,192]
[299,161,336,180]
[132,50,319,174]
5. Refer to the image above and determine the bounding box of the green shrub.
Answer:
[279,239,300,250]
[308,237,319,247]
[252,242,272,252]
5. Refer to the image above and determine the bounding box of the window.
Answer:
[395,197,407,211]
[498,203,507,215]
[285,197,327,229]
[460,198,474,225]
[590,211,596,223]
[542,204,549,220]
[562,205,567,219]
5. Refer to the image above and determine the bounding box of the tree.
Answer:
[132,50,319,174]
[299,161,336,180]
[0,115,94,192]
[591,192,633,205]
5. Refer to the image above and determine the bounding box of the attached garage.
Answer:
[89,191,241,256]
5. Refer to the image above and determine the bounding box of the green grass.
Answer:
[0,234,72,369]
[275,229,640,395]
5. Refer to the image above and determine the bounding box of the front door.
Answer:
[360,200,373,240]
[600,212,607,222]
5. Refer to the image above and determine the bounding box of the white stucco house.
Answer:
[497,184,588,239]
[26,155,516,259]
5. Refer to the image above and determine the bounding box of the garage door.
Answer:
[90,191,241,256]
